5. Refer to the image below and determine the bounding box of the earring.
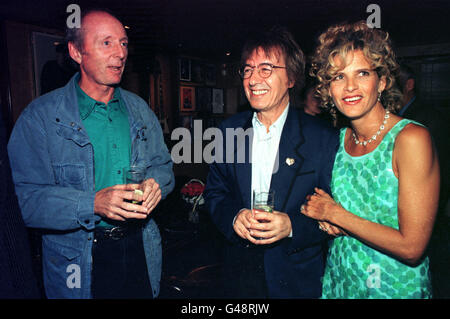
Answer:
[377,92,382,101]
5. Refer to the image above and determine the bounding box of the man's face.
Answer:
[71,12,128,90]
[243,47,294,113]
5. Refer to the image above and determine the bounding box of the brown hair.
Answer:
[241,26,306,105]
[310,21,402,125]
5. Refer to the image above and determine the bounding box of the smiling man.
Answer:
[8,9,174,299]
[204,26,340,298]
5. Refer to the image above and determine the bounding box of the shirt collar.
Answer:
[252,103,290,132]
[75,75,122,120]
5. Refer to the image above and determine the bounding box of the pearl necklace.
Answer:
[352,109,390,146]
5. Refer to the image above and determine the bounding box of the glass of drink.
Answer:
[124,166,146,204]
[252,190,275,214]
[252,190,275,239]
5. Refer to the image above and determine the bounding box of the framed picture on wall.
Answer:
[212,88,224,114]
[179,58,191,81]
[180,86,195,111]
[32,32,76,96]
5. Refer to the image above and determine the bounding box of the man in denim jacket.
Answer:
[7,9,174,298]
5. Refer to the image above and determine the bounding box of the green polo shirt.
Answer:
[76,81,131,227]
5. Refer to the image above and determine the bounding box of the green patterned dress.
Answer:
[321,119,432,299]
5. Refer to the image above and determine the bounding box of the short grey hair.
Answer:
[65,8,121,52]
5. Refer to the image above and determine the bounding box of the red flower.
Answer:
[181,181,205,197]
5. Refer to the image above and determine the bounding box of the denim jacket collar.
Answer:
[53,74,91,147]
[54,73,145,150]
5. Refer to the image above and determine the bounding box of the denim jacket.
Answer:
[8,74,174,299]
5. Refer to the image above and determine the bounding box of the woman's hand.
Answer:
[301,187,347,236]
[318,221,347,237]
[301,188,339,220]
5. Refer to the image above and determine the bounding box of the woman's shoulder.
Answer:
[394,118,434,157]
[392,118,437,178]
[396,119,432,144]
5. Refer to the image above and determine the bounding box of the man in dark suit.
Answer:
[204,27,339,298]
[398,63,450,298]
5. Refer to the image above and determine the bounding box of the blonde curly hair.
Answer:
[310,21,403,126]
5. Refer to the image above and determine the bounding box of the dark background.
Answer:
[1,0,450,58]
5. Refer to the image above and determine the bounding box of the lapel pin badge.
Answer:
[286,157,295,166]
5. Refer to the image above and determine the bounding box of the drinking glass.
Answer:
[252,190,275,239]
[124,166,146,204]
[252,190,275,214]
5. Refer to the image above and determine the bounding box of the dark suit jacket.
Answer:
[204,106,339,298]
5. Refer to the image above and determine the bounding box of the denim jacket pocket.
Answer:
[42,236,84,298]
[53,163,87,190]
[43,235,83,260]
[49,242,81,261]
[131,122,150,166]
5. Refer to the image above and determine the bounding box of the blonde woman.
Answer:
[302,21,440,298]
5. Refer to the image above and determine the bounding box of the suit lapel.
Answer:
[234,114,253,208]
[270,108,305,212]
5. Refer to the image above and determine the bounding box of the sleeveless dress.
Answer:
[321,119,432,299]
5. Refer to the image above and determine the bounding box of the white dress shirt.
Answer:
[251,104,289,201]
[233,104,291,238]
